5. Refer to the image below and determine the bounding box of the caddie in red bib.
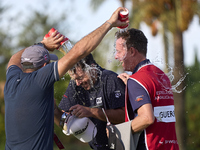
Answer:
[115,28,179,150]
[125,61,179,150]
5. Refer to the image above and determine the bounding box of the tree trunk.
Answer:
[163,22,169,73]
[173,29,187,150]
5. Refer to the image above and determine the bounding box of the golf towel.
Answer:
[114,121,141,150]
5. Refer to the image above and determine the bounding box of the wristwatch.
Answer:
[60,112,67,126]
[34,42,44,47]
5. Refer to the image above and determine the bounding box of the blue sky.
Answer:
[2,0,200,69]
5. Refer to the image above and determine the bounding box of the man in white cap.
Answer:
[4,7,129,150]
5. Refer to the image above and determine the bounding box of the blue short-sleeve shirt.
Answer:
[4,62,59,150]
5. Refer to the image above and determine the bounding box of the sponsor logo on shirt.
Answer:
[63,95,68,98]
[114,90,121,98]
[165,140,178,144]
[159,141,163,144]
[155,90,174,100]
[159,140,178,145]
[135,95,144,102]
[96,97,102,105]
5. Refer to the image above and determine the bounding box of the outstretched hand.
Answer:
[41,30,64,51]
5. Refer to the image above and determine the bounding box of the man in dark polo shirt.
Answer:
[55,54,125,150]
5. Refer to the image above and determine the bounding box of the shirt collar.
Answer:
[132,59,151,74]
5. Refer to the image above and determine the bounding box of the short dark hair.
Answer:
[115,28,148,56]
[69,53,97,74]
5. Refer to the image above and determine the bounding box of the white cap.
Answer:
[63,116,97,143]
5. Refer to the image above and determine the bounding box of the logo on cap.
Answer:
[24,58,30,61]
[44,54,48,61]
[74,121,89,135]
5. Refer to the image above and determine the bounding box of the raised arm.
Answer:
[57,7,129,78]
[7,48,26,70]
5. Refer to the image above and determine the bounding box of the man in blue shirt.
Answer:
[4,7,129,150]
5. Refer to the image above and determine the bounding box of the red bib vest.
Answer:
[125,64,179,150]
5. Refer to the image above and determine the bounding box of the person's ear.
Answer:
[129,47,137,56]
[42,62,48,67]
